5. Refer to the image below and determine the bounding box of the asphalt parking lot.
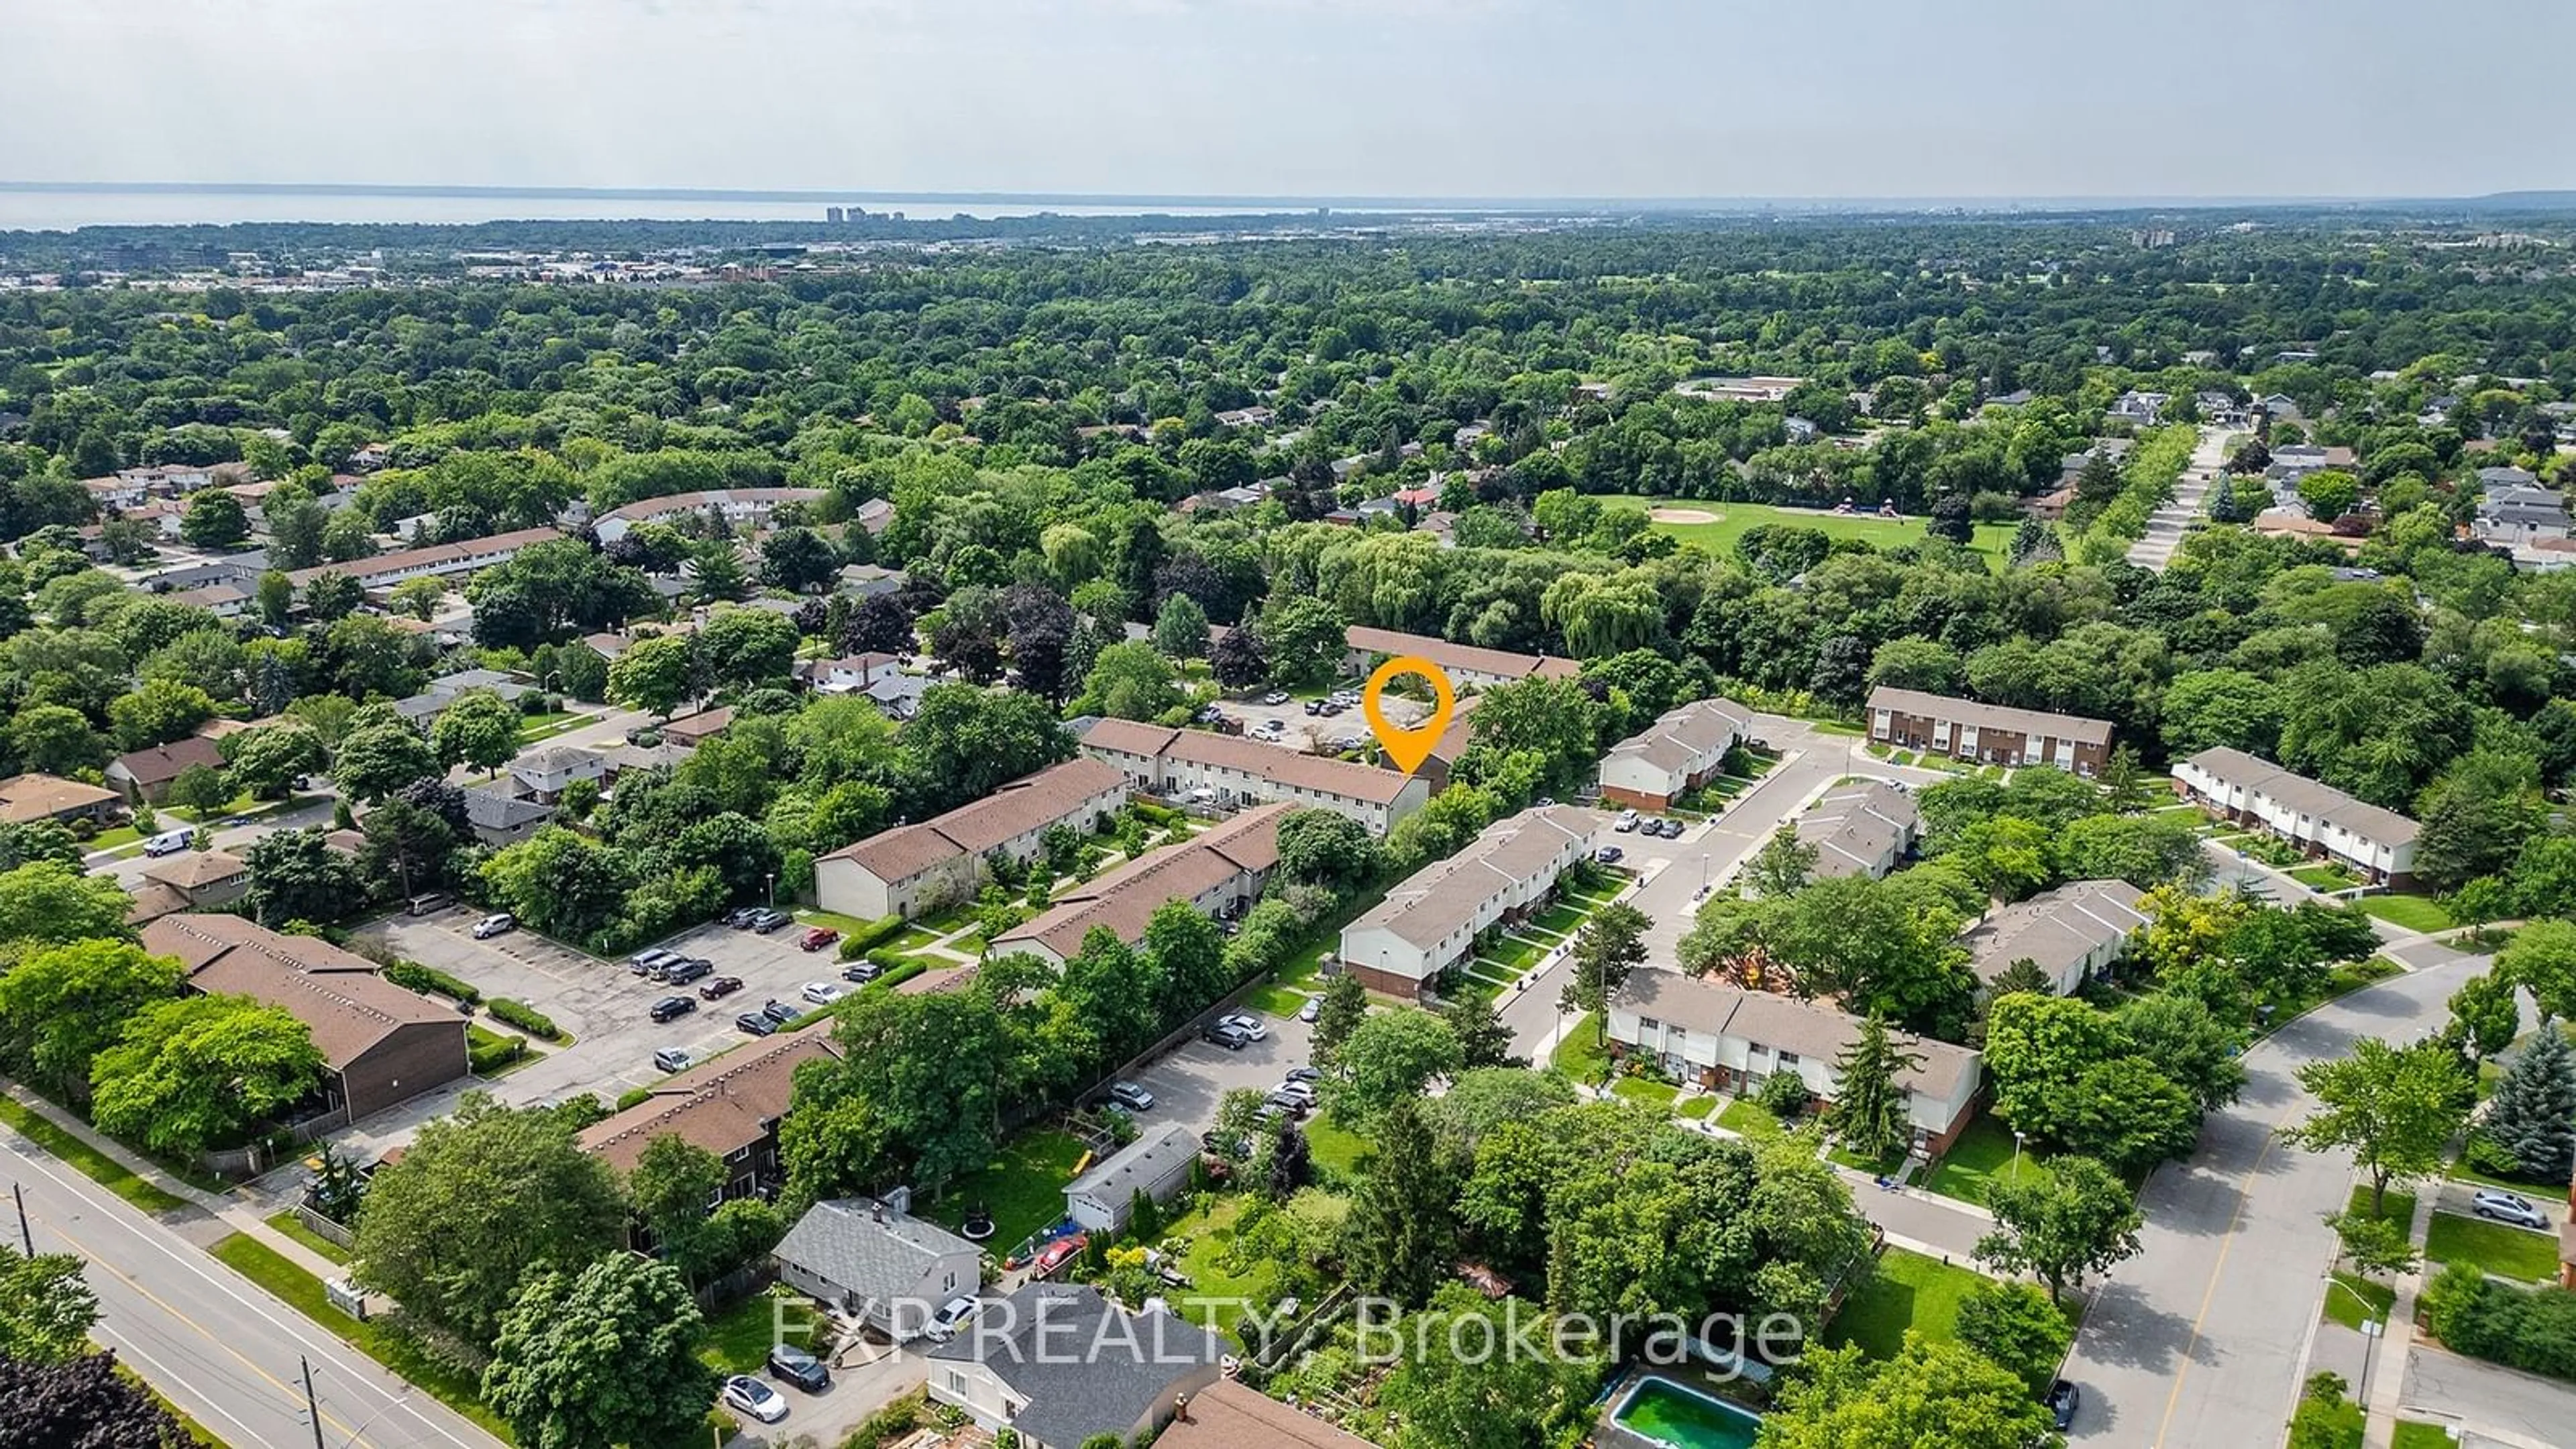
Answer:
[1210,688,1430,757]
[1114,1004,1318,1138]
[356,907,863,1099]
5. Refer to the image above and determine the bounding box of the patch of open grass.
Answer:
[2321,1270,2395,1332]
[2289,863,2360,890]
[262,1209,352,1265]
[208,1233,516,1443]
[929,1128,1087,1252]
[697,1283,814,1374]
[2424,1211,2562,1283]
[1825,1248,1993,1358]
[0,1096,187,1213]
[1611,1077,1680,1111]
[2346,1185,2417,1232]
[1619,496,2019,569]
[1550,1015,1610,1084]
[1243,982,1315,1019]
[1675,1095,1716,1120]
[1716,1097,1783,1137]
[2390,1423,2454,1449]
[2356,893,2455,933]
[1921,1116,2054,1208]
[1303,1116,1374,1179]
[792,906,880,935]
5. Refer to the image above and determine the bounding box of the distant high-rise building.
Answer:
[826,206,846,223]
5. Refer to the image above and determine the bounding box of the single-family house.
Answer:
[851,498,895,536]
[138,915,469,1124]
[1340,625,1581,688]
[0,773,121,826]
[462,786,555,847]
[2172,746,2420,885]
[2110,390,2168,425]
[1957,879,2149,996]
[506,745,607,804]
[1606,970,1982,1155]
[927,1283,1226,1449]
[815,757,1129,920]
[139,849,250,911]
[578,1031,841,1202]
[773,1195,981,1342]
[988,803,1287,969]
[1337,805,1607,998]
[1596,698,1753,810]
[1157,1381,1381,1449]
[1792,782,1919,880]
[1866,686,2114,776]
[1063,1124,1203,1235]
[659,706,736,747]
[105,735,231,805]
[1077,718,1431,836]
[837,564,904,600]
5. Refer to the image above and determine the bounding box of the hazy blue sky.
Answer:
[13,0,2572,199]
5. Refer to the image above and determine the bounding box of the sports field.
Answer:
[1595,495,2022,565]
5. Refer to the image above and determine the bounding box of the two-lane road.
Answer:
[3,1133,502,1449]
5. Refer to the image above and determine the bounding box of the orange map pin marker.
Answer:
[1362,655,1457,775]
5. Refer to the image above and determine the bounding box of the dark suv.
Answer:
[766,1346,830,1393]
[648,996,696,1024]
[662,958,714,986]
[1202,1022,1252,1051]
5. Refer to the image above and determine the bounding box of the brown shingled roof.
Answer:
[577,1031,841,1173]
[111,735,228,788]
[1079,718,1417,805]
[138,915,460,1073]
[1159,1380,1378,1449]
[822,757,1126,885]
[1344,624,1581,682]
[989,802,1289,961]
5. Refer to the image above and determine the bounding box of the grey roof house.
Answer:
[775,1195,982,1342]
[1064,1124,1200,1235]
[926,1283,1225,1449]
[462,786,554,846]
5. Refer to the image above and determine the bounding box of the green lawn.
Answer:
[792,906,881,935]
[1716,1097,1784,1137]
[1611,1077,1680,1111]
[930,1128,1088,1252]
[1243,981,1316,1018]
[2390,1424,2454,1449]
[1550,1015,1611,1084]
[1485,934,1547,974]
[1920,1116,2053,1208]
[1531,902,1595,937]
[1304,1116,1373,1178]
[2322,1271,2396,1332]
[1609,496,2020,568]
[1675,1095,1715,1120]
[0,1096,187,1213]
[2346,1185,2417,1232]
[513,710,584,743]
[1825,1248,1990,1358]
[209,1234,516,1442]
[2289,864,2360,890]
[2357,894,2455,933]
[1809,719,1867,737]
[697,1284,816,1374]
[2424,1212,2562,1283]
[262,1210,352,1265]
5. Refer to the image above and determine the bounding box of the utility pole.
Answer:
[13,1183,30,1255]
[302,1356,327,1449]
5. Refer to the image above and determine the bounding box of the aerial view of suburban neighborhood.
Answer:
[5,7,2576,1449]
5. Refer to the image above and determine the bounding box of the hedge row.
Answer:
[784,959,930,1031]
[486,998,563,1041]
[2419,1262,2576,1384]
[468,1034,527,1075]
[834,915,909,961]
[383,961,480,1006]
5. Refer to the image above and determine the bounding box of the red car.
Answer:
[1032,1234,1088,1277]
[799,926,841,953]
[698,975,745,1001]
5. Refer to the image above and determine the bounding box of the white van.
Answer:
[143,830,193,858]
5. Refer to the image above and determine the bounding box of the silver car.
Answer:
[2470,1189,2548,1230]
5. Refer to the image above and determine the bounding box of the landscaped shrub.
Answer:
[485,998,562,1041]
[613,1085,656,1112]
[468,1034,527,1075]
[1758,1071,1812,1118]
[834,915,908,961]
[383,960,481,1006]
[2418,1261,2576,1383]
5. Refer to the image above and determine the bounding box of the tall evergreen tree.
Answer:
[2483,1024,2576,1183]
[1340,1098,1454,1308]
[1827,1013,1923,1165]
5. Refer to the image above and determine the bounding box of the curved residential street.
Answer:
[2062,937,2487,1449]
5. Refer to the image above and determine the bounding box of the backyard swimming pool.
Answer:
[1611,1375,1763,1449]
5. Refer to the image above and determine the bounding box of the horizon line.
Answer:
[3,180,2570,213]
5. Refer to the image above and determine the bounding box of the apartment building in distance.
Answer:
[816,757,1129,920]
[1340,625,1582,689]
[1866,686,2114,776]
[1596,697,1754,810]
[1077,718,1431,835]
[590,487,828,543]
[2171,746,2420,886]
[285,526,561,594]
[1957,878,2149,996]
[1336,804,1607,997]
[987,803,1288,969]
[1607,969,1983,1155]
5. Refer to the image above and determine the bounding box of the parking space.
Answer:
[1116,1005,1319,1140]
[1208,688,1430,758]
[354,908,866,1100]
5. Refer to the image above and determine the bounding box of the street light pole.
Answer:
[12,1183,30,1255]
[302,1356,327,1449]
[765,871,775,908]
[2010,1130,2025,1177]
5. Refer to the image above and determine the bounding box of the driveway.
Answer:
[2059,944,2491,1448]
[1121,1006,1318,1138]
[722,1334,928,1448]
[2400,1344,2575,1449]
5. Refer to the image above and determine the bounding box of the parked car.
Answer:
[750,909,792,934]
[1613,810,1639,833]
[765,1346,830,1393]
[653,1047,694,1074]
[663,958,714,986]
[1261,691,1290,705]
[649,996,696,1024]
[1303,699,1323,715]
[143,829,193,857]
[800,926,841,953]
[721,1375,788,1425]
[735,1011,777,1036]
[2045,1380,2079,1432]
[629,949,676,976]
[1656,818,1685,838]
[1595,846,1623,864]
[842,960,883,983]
[801,981,848,1006]
[1297,997,1320,1023]
[2471,1189,2549,1229]
[724,906,761,928]
[1203,1022,1252,1051]
[472,912,516,938]
[1107,1081,1156,1112]
[1273,1079,1316,1106]
[926,1294,980,1342]
[1264,1089,1311,1117]
[1031,1235,1087,1276]
[1285,1066,1322,1083]
[761,999,801,1026]
[1219,1012,1268,1041]
[699,975,745,1001]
